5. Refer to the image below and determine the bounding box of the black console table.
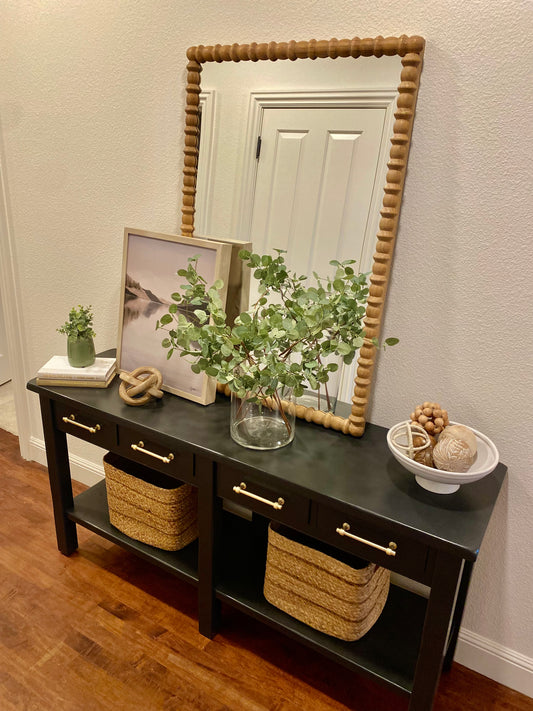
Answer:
[28,373,506,711]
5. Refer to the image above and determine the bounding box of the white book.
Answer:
[37,356,116,382]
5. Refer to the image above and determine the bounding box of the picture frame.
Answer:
[117,228,232,405]
[201,235,252,326]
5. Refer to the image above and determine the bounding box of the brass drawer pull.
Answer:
[62,414,101,434]
[131,441,174,464]
[232,482,285,510]
[336,523,397,557]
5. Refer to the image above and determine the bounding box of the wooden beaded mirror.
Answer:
[179,35,425,436]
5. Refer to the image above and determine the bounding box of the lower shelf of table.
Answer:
[66,480,199,586]
[215,510,427,696]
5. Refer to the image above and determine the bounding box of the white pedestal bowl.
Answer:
[386,421,499,494]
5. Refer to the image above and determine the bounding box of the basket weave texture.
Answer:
[103,452,198,551]
[263,523,390,641]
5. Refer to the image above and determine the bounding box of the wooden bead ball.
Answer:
[410,401,449,435]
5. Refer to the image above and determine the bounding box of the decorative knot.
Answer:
[119,366,164,407]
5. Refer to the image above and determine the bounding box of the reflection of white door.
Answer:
[249,105,388,406]
[0,294,11,385]
[250,106,386,277]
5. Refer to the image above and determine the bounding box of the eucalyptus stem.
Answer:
[156,249,398,417]
[272,388,292,436]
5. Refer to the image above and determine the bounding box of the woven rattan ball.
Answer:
[410,401,449,435]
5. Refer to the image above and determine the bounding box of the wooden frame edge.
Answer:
[180,35,425,436]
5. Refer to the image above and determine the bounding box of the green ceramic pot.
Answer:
[67,335,96,368]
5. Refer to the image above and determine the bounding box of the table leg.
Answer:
[443,560,473,671]
[197,454,220,638]
[409,551,463,711]
[39,394,78,555]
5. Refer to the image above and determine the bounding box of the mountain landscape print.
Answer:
[118,230,221,401]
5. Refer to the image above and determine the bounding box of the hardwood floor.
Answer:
[0,428,531,711]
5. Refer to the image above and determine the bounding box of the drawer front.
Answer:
[55,401,117,449]
[117,426,194,483]
[317,504,431,583]
[217,464,311,529]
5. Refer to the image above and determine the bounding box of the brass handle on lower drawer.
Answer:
[62,415,101,434]
[336,523,397,557]
[232,482,285,510]
[131,441,174,464]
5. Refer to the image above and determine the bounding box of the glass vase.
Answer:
[67,335,96,367]
[230,386,296,450]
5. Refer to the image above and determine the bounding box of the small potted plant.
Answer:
[57,304,96,367]
[156,250,397,449]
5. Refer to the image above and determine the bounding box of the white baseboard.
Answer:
[455,628,533,698]
[30,436,104,487]
[28,436,533,700]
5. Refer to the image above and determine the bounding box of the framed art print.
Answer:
[118,228,232,405]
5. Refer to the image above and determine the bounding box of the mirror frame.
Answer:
[180,35,425,436]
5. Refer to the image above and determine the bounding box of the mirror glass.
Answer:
[194,54,402,411]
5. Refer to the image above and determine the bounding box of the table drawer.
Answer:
[317,504,432,583]
[217,464,311,530]
[117,426,194,483]
[55,401,117,449]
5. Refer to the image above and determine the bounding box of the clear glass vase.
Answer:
[67,335,96,367]
[230,386,296,450]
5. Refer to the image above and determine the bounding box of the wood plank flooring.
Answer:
[0,428,531,711]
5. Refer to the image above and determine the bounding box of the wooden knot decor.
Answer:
[119,367,164,407]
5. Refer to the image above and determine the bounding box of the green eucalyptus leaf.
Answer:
[194,309,208,323]
[336,342,351,355]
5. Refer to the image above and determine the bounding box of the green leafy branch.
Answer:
[156,250,397,403]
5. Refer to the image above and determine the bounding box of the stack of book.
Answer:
[36,356,117,388]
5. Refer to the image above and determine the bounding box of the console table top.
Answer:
[28,373,506,562]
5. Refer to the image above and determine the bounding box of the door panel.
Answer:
[249,106,387,408]
[250,106,386,281]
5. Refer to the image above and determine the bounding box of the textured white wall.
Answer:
[1,0,532,678]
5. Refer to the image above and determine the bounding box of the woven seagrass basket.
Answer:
[103,452,198,551]
[263,522,390,641]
